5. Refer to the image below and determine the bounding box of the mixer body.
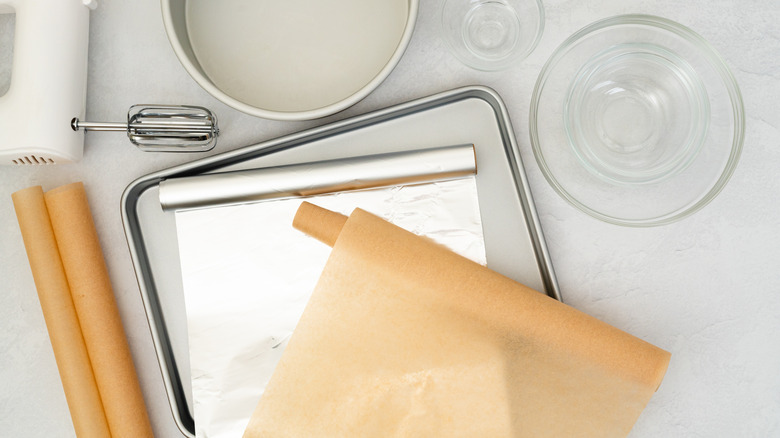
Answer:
[0,0,91,165]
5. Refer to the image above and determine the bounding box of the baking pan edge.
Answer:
[121,85,560,437]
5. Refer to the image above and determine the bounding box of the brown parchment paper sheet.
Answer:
[177,176,485,437]
[244,202,671,438]
[12,186,111,438]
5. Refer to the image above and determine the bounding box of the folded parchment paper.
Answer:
[243,203,671,438]
[173,144,485,437]
[175,178,485,438]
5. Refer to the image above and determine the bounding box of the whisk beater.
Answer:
[71,105,219,152]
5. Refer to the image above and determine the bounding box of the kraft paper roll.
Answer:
[244,202,671,438]
[44,182,153,438]
[12,186,111,438]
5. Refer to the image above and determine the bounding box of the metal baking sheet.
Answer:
[121,86,560,437]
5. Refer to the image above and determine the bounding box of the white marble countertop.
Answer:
[2,0,779,436]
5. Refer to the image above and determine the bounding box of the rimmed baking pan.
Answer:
[121,86,560,437]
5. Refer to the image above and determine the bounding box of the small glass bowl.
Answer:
[440,0,544,71]
[530,15,745,226]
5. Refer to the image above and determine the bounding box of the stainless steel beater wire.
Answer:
[73,121,214,132]
[72,121,128,132]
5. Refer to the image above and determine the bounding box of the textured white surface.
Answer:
[1,0,778,437]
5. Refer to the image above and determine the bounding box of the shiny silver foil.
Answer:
[160,144,476,211]
[172,146,485,438]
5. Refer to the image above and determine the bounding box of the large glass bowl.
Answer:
[530,15,744,226]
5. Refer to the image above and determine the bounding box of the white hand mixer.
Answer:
[0,0,92,164]
[0,0,218,165]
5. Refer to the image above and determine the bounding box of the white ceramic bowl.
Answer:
[162,0,418,121]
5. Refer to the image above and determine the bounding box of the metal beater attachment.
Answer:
[71,105,219,152]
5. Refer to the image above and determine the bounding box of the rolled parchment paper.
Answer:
[44,182,153,438]
[244,202,671,438]
[12,186,110,438]
[159,144,476,211]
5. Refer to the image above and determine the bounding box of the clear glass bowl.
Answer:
[440,0,544,71]
[530,15,745,226]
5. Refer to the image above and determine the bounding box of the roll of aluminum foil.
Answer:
[159,144,476,211]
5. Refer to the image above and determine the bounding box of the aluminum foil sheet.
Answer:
[160,144,476,211]
[172,147,485,438]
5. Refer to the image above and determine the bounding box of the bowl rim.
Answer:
[439,0,545,71]
[161,0,419,121]
[529,14,745,227]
